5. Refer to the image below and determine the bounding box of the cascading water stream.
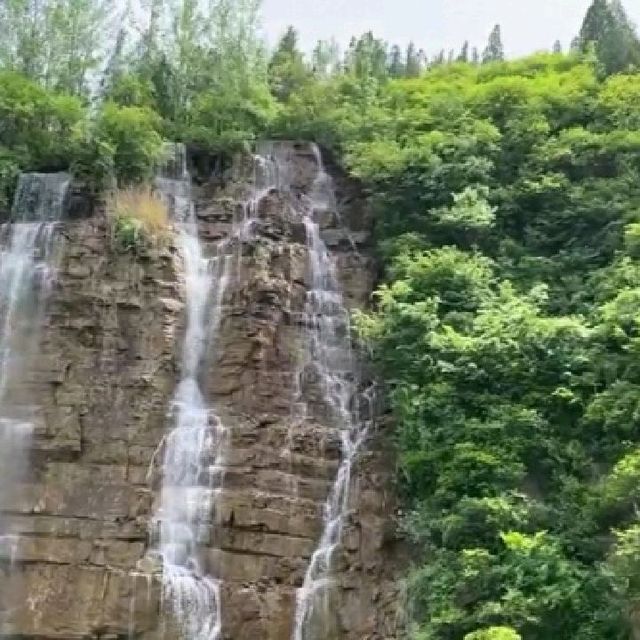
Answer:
[150,143,280,639]
[292,146,372,640]
[11,173,70,222]
[150,144,225,639]
[154,145,193,223]
[0,225,53,540]
[0,173,66,628]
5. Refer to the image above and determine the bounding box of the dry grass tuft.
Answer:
[107,187,170,248]
[108,186,169,232]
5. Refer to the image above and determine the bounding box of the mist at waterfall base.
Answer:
[0,173,67,628]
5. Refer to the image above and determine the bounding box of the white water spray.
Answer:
[0,175,66,630]
[292,145,372,640]
[151,143,279,639]
[150,144,225,639]
[11,173,70,222]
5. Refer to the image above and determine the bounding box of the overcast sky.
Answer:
[260,0,640,58]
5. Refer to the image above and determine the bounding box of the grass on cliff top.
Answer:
[107,187,170,249]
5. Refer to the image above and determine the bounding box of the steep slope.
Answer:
[0,142,403,639]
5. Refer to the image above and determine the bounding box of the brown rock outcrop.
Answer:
[0,143,404,639]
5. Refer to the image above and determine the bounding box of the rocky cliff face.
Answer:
[0,143,404,639]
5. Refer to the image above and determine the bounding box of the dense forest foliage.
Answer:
[3,1,640,638]
[344,4,640,640]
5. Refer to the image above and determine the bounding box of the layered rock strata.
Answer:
[0,143,403,639]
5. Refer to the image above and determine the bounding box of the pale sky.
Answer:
[261,0,640,58]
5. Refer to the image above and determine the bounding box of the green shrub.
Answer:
[180,83,278,152]
[70,138,116,191]
[113,214,144,250]
[0,71,85,171]
[95,103,163,184]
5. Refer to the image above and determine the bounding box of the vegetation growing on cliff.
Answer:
[4,0,640,638]
[107,187,169,250]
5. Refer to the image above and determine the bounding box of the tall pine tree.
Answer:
[312,39,340,77]
[405,42,422,76]
[457,41,470,62]
[388,44,405,77]
[579,0,640,75]
[345,32,388,80]
[482,24,505,63]
[268,26,309,101]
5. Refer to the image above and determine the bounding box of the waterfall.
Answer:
[11,173,70,222]
[150,143,279,639]
[0,175,64,626]
[151,143,224,639]
[155,144,192,223]
[292,145,371,640]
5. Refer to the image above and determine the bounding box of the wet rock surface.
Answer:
[0,144,405,639]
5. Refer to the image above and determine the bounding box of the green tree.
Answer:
[48,0,110,94]
[578,0,640,75]
[0,0,111,94]
[388,44,405,77]
[406,42,422,77]
[312,38,340,76]
[483,24,505,63]
[109,0,273,150]
[325,53,640,640]
[0,70,85,169]
[268,26,310,101]
[345,32,388,80]
[0,0,52,81]
[93,103,163,183]
[458,40,470,63]
[431,49,445,67]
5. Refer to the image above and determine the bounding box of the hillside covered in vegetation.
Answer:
[3,0,640,638]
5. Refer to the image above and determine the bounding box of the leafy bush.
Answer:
[95,103,164,184]
[179,83,278,152]
[0,72,169,189]
[610,524,640,601]
[103,72,157,110]
[70,138,116,191]
[0,71,85,171]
